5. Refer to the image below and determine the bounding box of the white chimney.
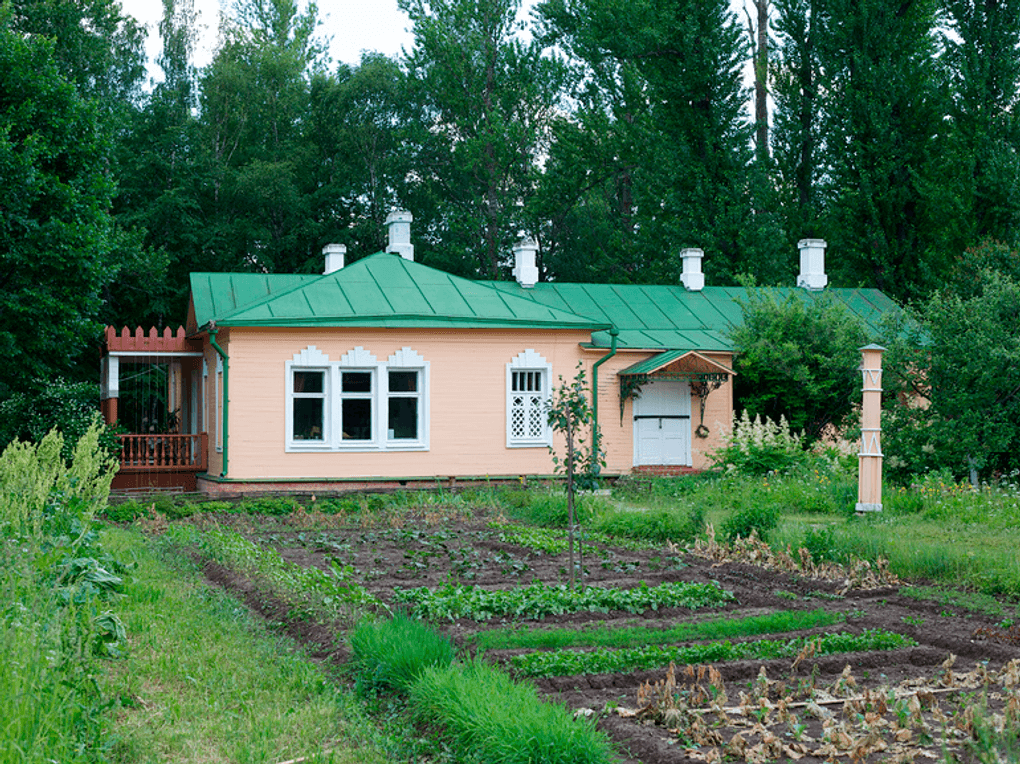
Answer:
[798,238,828,290]
[323,243,346,274]
[512,237,539,288]
[385,209,414,261]
[680,248,705,291]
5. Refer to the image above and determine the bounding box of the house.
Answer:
[101,212,898,494]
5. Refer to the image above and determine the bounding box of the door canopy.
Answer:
[618,350,735,434]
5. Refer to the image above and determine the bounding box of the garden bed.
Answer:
[173,512,1020,763]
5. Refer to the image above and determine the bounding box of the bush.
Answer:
[593,506,705,544]
[350,614,454,694]
[712,410,807,476]
[0,383,121,463]
[506,491,597,527]
[408,659,613,764]
[721,502,779,542]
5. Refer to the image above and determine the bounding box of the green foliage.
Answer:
[593,506,705,544]
[0,20,117,397]
[0,419,126,761]
[408,659,614,764]
[350,615,455,694]
[883,271,1020,482]
[399,0,567,279]
[392,580,734,621]
[474,608,842,651]
[721,501,780,542]
[239,495,301,516]
[730,292,868,443]
[0,382,121,461]
[508,629,917,677]
[166,525,384,623]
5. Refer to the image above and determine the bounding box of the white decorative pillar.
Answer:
[856,344,885,513]
[100,355,120,424]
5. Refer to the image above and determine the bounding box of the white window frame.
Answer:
[385,347,430,450]
[284,345,429,453]
[285,346,332,450]
[507,349,553,448]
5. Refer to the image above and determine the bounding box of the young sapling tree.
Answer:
[546,363,604,589]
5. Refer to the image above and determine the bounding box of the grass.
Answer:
[473,608,843,651]
[100,527,390,764]
[350,614,455,694]
[408,659,614,764]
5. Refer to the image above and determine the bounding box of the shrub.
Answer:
[712,410,807,476]
[0,382,121,462]
[350,614,455,694]
[721,502,779,542]
[408,659,613,764]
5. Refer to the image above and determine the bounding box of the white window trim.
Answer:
[507,349,553,448]
[285,345,429,453]
[385,347,430,451]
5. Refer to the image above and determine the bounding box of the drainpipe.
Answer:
[590,326,619,464]
[207,323,229,477]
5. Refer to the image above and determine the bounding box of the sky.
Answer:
[120,0,419,82]
[120,0,541,85]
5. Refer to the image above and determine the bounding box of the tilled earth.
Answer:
[193,514,1020,764]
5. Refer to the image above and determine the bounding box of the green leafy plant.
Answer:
[508,629,916,677]
[721,501,780,542]
[712,409,807,476]
[392,580,734,621]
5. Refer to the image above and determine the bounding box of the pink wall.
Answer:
[195,327,734,481]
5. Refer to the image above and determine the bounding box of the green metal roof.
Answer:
[190,253,610,331]
[486,282,897,350]
[188,252,901,353]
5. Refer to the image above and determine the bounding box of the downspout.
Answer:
[590,326,619,464]
[207,323,229,477]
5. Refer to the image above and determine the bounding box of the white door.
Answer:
[633,379,692,466]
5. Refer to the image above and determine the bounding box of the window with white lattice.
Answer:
[507,350,552,448]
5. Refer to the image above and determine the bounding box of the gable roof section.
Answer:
[190,252,609,331]
[486,282,896,350]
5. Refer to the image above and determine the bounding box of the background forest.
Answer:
[2,0,1020,445]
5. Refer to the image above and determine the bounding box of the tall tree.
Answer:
[811,0,943,299]
[933,0,1020,253]
[0,18,117,396]
[306,54,413,266]
[399,0,568,279]
[197,0,325,274]
[111,0,200,325]
[537,0,764,285]
[771,0,821,240]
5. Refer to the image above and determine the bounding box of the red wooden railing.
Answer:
[117,433,208,472]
